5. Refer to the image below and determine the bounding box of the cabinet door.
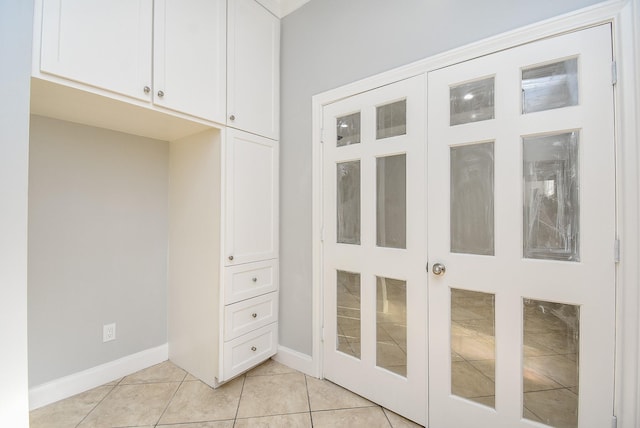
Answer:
[153,0,226,123]
[227,0,280,140]
[40,0,152,101]
[225,129,278,266]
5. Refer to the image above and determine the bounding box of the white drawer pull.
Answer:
[251,346,257,352]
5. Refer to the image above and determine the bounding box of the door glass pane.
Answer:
[377,154,406,249]
[522,58,578,114]
[523,299,579,428]
[451,142,494,255]
[337,112,361,147]
[451,289,495,408]
[376,277,407,376]
[337,161,361,245]
[377,100,406,139]
[523,132,579,261]
[337,270,361,359]
[450,77,495,126]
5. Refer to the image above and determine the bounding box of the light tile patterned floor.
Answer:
[30,359,423,428]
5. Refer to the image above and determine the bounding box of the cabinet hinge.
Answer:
[611,415,617,428]
[612,61,618,86]
[614,239,621,263]
[320,226,325,242]
[320,128,325,144]
[321,326,325,342]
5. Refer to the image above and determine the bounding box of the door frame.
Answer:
[309,1,639,427]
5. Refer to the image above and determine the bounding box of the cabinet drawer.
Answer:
[221,322,277,381]
[224,259,278,304]
[224,292,278,341]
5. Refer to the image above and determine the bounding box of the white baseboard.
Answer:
[273,345,317,377]
[29,343,168,410]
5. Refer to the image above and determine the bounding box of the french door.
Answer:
[321,24,616,428]
[322,75,427,425]
[427,24,615,427]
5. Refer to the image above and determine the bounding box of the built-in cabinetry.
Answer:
[32,0,280,142]
[30,0,280,387]
[168,129,279,386]
[227,0,280,140]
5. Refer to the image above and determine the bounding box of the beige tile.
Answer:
[468,359,495,381]
[246,359,298,377]
[237,373,309,418]
[78,382,180,427]
[159,377,244,424]
[451,361,495,398]
[376,341,407,368]
[157,422,234,427]
[121,360,187,384]
[311,407,391,428]
[468,395,495,408]
[523,366,564,392]
[103,377,123,386]
[306,376,374,411]
[234,413,312,427]
[451,335,495,361]
[523,388,578,428]
[382,408,424,427]
[30,385,113,428]
[185,373,199,381]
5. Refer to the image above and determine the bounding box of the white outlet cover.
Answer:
[103,323,116,342]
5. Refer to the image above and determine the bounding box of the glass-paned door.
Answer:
[322,76,427,425]
[427,24,615,427]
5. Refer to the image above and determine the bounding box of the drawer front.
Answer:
[221,322,277,381]
[224,292,278,341]
[224,259,278,304]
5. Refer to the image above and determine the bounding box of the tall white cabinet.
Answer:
[32,0,280,387]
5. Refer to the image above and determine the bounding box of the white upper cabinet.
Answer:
[37,0,226,123]
[39,0,153,101]
[225,129,279,266]
[227,0,280,140]
[153,0,226,123]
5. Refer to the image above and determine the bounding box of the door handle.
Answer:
[432,263,446,276]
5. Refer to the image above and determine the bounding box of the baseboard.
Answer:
[273,345,317,377]
[29,343,168,410]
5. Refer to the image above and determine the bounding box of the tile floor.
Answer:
[30,359,423,428]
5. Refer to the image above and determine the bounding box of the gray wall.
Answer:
[0,0,33,424]
[279,0,607,355]
[28,116,169,386]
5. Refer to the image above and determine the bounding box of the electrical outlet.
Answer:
[103,323,116,342]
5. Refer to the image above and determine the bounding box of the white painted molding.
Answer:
[279,0,310,17]
[29,344,169,410]
[273,345,317,377]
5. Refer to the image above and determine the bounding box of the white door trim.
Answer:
[311,1,639,427]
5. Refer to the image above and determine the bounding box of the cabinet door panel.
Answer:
[227,0,280,139]
[225,129,278,265]
[153,0,226,123]
[40,0,152,101]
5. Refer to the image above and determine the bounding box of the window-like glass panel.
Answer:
[451,289,495,408]
[523,132,579,261]
[337,270,361,359]
[451,142,495,255]
[450,77,495,126]
[337,161,361,245]
[523,299,579,427]
[522,58,578,114]
[377,154,406,249]
[376,277,407,376]
[376,100,406,139]
[337,112,361,147]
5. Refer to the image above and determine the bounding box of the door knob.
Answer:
[432,263,446,276]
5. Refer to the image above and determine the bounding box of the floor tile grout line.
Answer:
[73,383,118,428]
[304,374,314,427]
[232,374,247,425]
[152,371,188,427]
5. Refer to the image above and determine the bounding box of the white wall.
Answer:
[28,116,169,386]
[0,0,33,425]
[279,0,608,355]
